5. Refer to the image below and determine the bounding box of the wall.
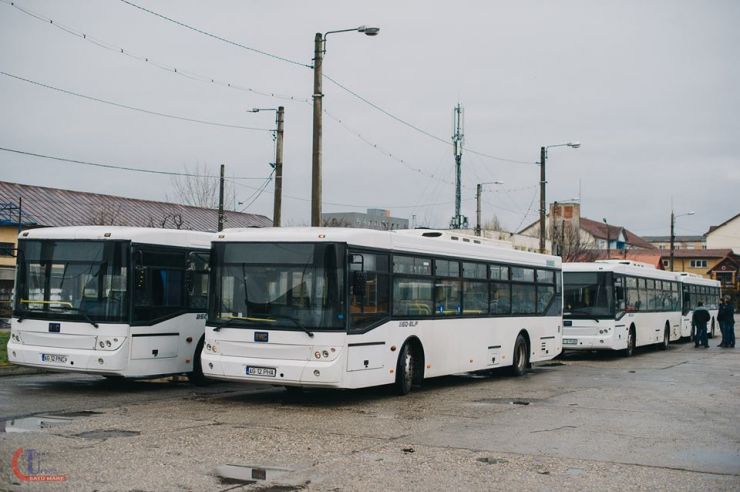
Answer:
[706,216,740,251]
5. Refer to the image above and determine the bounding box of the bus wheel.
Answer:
[623,327,636,357]
[188,337,209,386]
[102,375,125,382]
[394,343,416,395]
[661,325,670,350]
[508,334,529,377]
[710,317,715,338]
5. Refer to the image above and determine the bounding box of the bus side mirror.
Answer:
[135,265,146,289]
[352,271,367,297]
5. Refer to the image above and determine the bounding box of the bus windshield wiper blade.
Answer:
[54,305,99,328]
[267,314,314,338]
[565,308,600,322]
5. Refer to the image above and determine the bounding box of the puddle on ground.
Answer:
[477,457,508,464]
[0,416,74,433]
[215,464,293,486]
[74,429,140,439]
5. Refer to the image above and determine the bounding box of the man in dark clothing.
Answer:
[718,296,735,348]
[692,301,710,348]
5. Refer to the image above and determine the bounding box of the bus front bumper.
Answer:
[201,352,344,388]
[6,340,129,375]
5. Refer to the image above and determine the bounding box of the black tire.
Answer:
[284,386,304,395]
[102,375,125,381]
[188,337,209,386]
[623,327,636,357]
[394,343,416,395]
[661,325,670,351]
[508,334,529,377]
[710,317,715,338]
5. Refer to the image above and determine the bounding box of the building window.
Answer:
[0,242,14,256]
[662,260,669,268]
[689,260,707,268]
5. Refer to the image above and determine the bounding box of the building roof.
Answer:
[706,212,740,235]
[658,248,734,259]
[0,181,271,231]
[642,235,704,243]
[578,217,656,250]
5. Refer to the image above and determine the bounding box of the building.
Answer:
[705,212,740,253]
[659,248,738,285]
[642,235,705,251]
[518,201,656,257]
[322,208,408,230]
[0,180,271,317]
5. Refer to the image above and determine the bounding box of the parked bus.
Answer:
[7,226,212,381]
[675,272,721,340]
[562,260,682,356]
[201,228,563,394]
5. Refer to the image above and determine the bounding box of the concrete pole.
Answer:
[539,146,547,253]
[311,33,324,227]
[475,184,482,236]
[218,164,225,232]
[273,106,285,227]
[669,211,675,271]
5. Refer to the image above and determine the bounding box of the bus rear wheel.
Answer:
[623,327,636,357]
[394,343,416,395]
[661,325,670,350]
[507,334,529,377]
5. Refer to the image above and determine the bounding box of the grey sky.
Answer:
[1,0,738,237]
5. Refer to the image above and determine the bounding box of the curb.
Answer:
[0,364,47,377]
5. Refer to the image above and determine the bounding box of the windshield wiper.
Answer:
[54,305,99,328]
[564,308,601,323]
[266,313,314,338]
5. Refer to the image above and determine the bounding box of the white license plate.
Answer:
[41,353,68,364]
[562,338,577,345]
[246,366,276,377]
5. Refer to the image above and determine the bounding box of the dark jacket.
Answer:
[719,304,735,324]
[692,307,710,328]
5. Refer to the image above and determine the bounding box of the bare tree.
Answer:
[87,203,127,226]
[483,214,505,232]
[322,217,353,228]
[147,211,187,230]
[169,163,236,210]
[551,220,599,262]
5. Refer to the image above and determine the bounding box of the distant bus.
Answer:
[562,260,682,355]
[8,226,212,381]
[675,272,721,340]
[201,228,563,394]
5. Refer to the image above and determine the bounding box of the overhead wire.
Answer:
[1,0,309,103]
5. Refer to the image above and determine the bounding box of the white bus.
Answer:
[675,272,721,340]
[7,226,212,381]
[562,260,682,356]
[201,228,563,394]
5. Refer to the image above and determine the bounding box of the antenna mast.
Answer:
[450,103,468,229]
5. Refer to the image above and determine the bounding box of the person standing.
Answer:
[692,301,710,348]
[719,296,735,348]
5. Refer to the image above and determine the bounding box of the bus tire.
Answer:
[102,375,125,382]
[394,343,416,395]
[508,334,529,377]
[188,336,209,386]
[710,317,715,338]
[661,324,670,350]
[623,326,636,357]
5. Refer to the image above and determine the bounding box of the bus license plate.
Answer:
[41,353,68,364]
[562,338,577,345]
[246,366,276,377]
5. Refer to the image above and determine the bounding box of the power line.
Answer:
[0,71,272,132]
[119,0,311,69]
[1,0,309,103]
[237,169,275,213]
[0,146,268,180]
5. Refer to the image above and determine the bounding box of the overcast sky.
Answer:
[1,0,738,237]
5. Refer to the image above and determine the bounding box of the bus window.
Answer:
[511,284,536,314]
[392,278,433,316]
[626,277,640,312]
[134,249,187,323]
[434,279,461,316]
[349,252,390,331]
[490,282,511,314]
[463,280,487,314]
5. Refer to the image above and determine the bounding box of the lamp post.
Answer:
[249,106,285,227]
[311,25,379,226]
[475,181,504,236]
[670,210,695,271]
[539,142,580,253]
[603,218,610,260]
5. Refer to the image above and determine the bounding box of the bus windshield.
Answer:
[210,242,345,330]
[563,272,613,318]
[15,240,129,323]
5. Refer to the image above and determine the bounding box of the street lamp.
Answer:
[670,210,695,271]
[249,107,285,227]
[603,218,610,260]
[475,181,504,237]
[311,25,380,226]
[539,142,580,253]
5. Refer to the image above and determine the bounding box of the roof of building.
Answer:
[0,181,271,231]
[706,212,740,235]
[658,248,734,259]
[578,217,657,250]
[642,235,705,243]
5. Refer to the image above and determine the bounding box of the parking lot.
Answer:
[1,338,739,491]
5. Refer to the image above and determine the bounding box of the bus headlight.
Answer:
[10,332,23,344]
[95,336,125,351]
[309,346,340,361]
[204,342,219,353]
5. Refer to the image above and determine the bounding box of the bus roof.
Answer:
[19,226,212,249]
[215,227,561,268]
[674,272,721,288]
[563,261,679,281]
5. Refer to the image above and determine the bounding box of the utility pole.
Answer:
[475,184,482,236]
[218,164,225,232]
[17,196,22,234]
[669,211,675,272]
[603,218,610,261]
[273,106,285,227]
[450,103,467,229]
[539,146,547,253]
[311,33,324,227]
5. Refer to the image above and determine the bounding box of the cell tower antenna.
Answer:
[449,103,468,229]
